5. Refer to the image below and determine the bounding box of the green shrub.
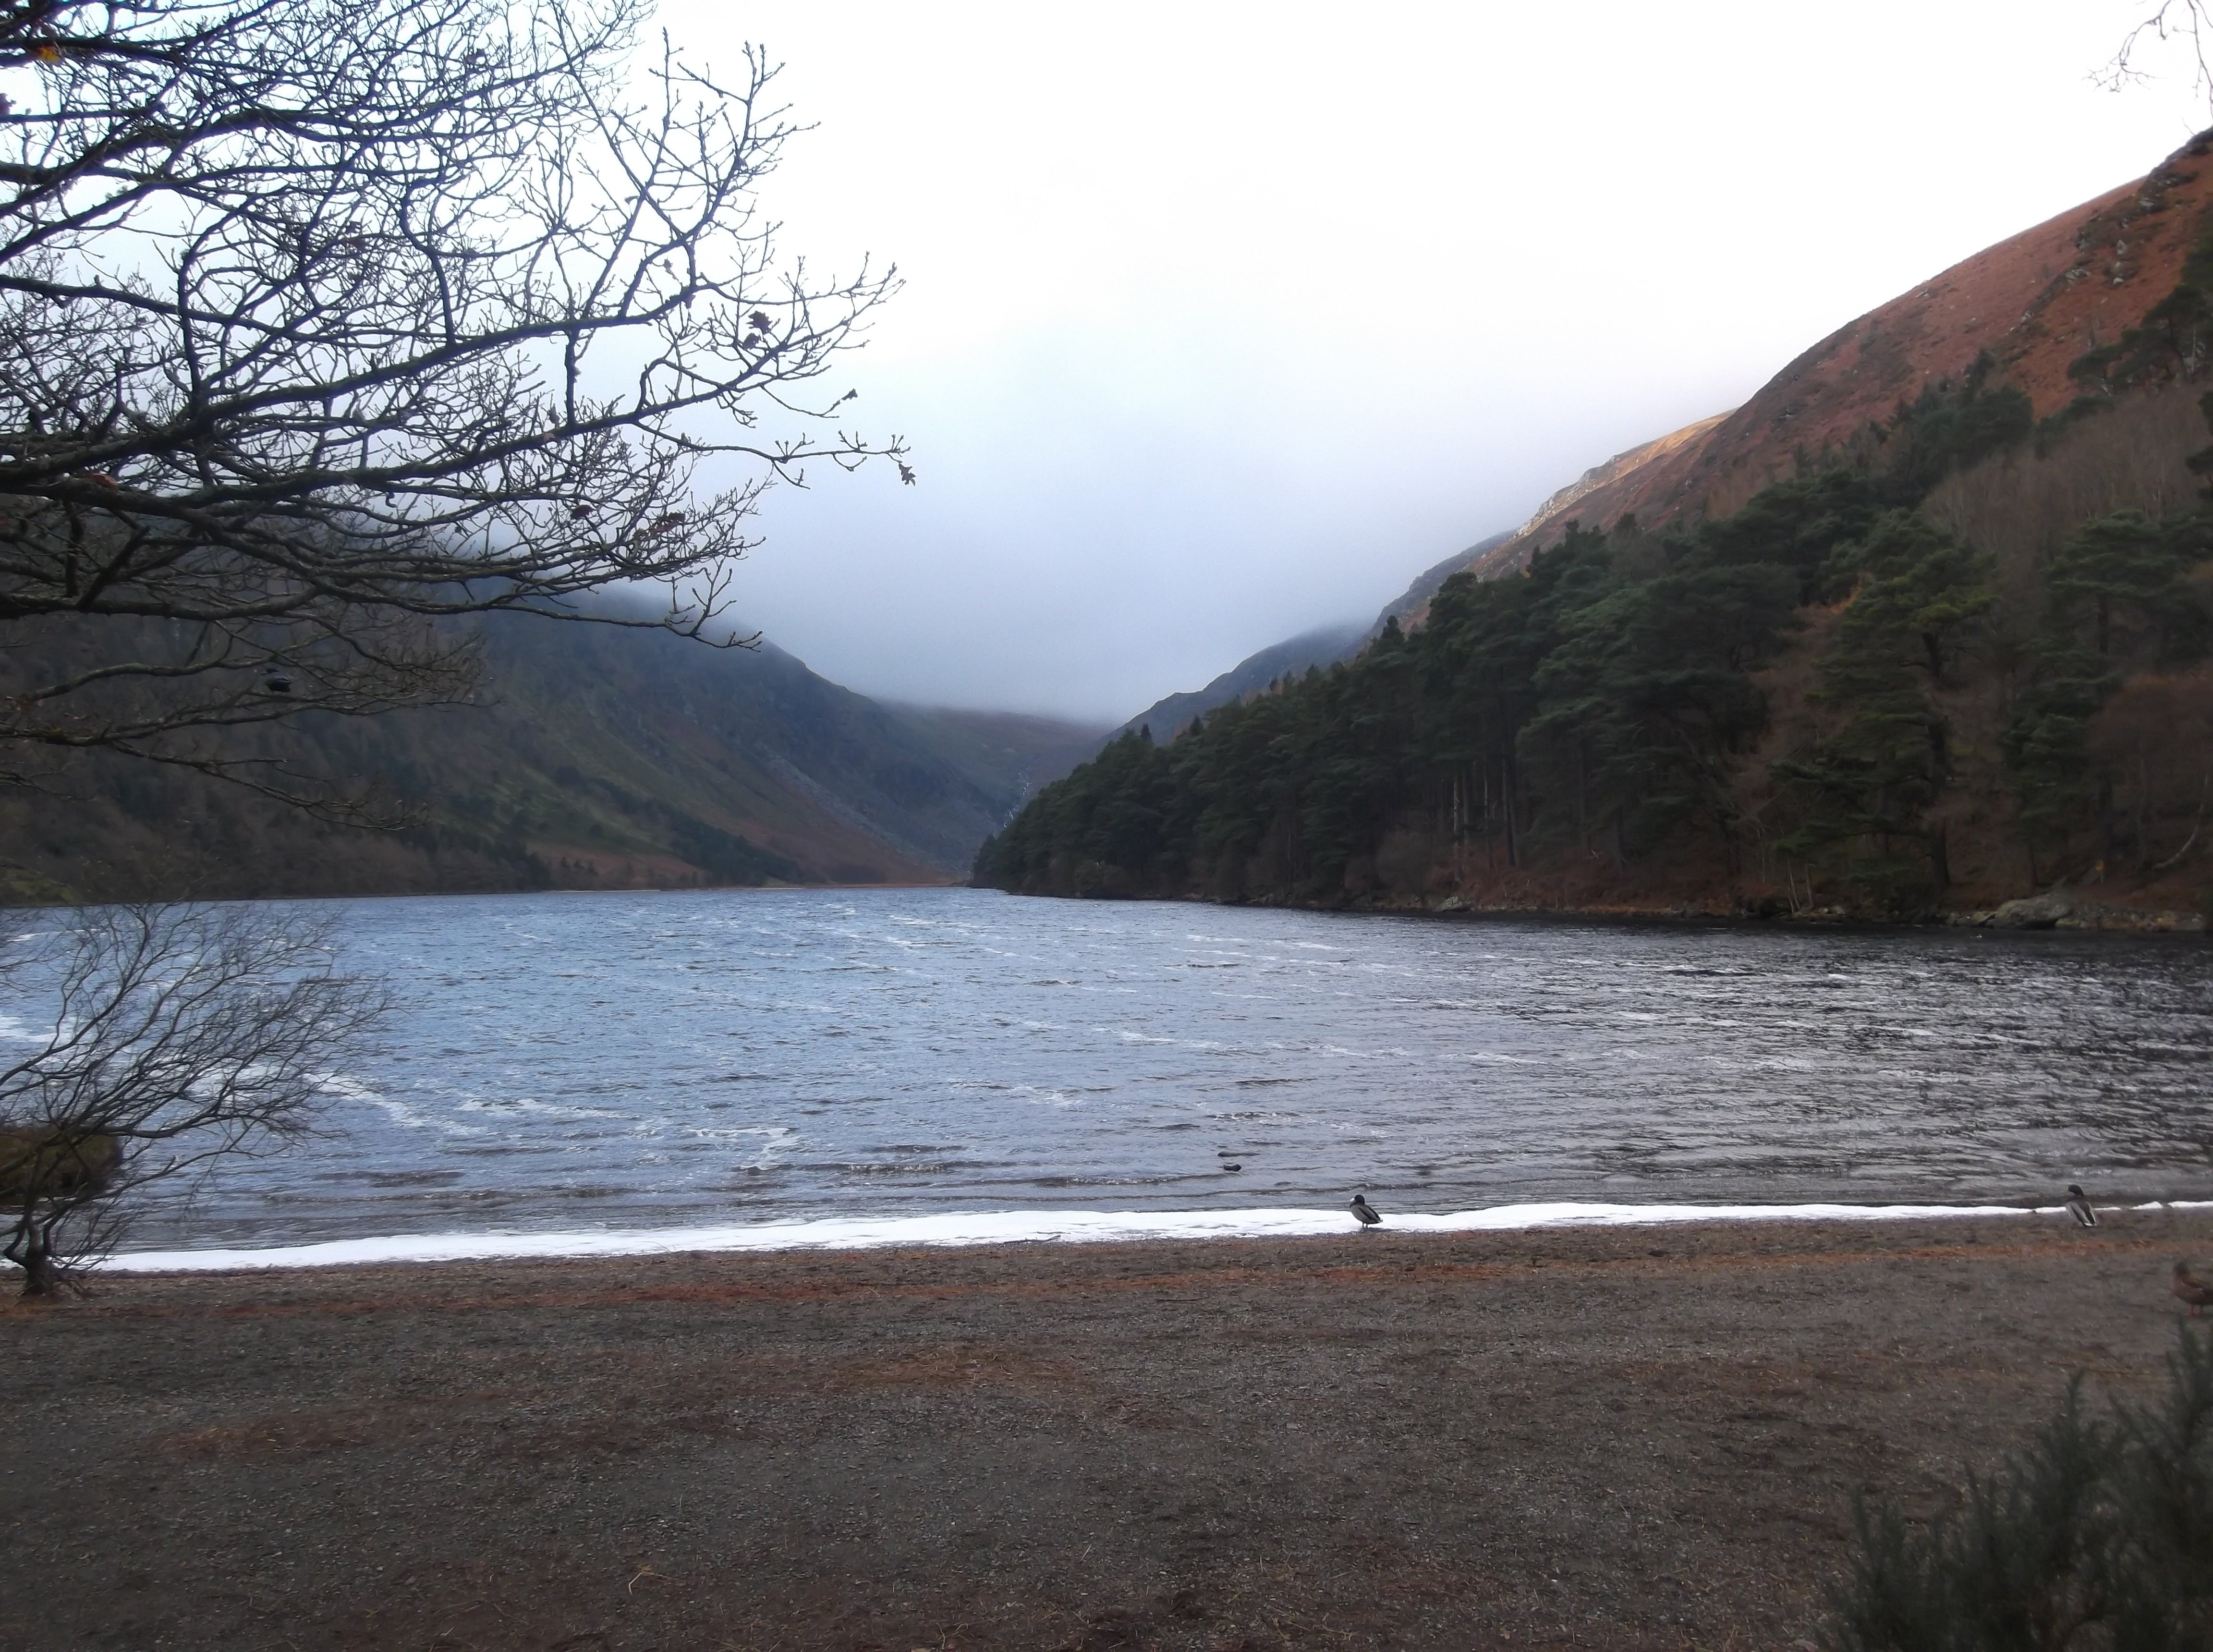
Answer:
[1825,1327,2213,1651]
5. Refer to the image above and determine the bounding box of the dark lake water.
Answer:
[27,885,2210,1253]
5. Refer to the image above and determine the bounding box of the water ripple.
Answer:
[83,887,2213,1247]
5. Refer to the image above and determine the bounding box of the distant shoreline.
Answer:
[982,883,2213,935]
[12,880,2202,934]
[2,879,966,912]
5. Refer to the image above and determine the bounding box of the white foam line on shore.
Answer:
[99,1199,2213,1274]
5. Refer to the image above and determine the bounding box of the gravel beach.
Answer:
[5,1209,2211,1650]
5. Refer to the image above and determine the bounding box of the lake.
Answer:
[43,885,2213,1254]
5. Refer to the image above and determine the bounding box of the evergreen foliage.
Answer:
[973,374,2213,910]
[2004,512,2213,863]
[1879,358,2035,507]
[978,378,2062,907]
[2068,218,2213,398]
[1824,1326,2213,1652]
[1775,512,1995,911]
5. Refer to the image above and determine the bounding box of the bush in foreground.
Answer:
[1826,1325,2213,1651]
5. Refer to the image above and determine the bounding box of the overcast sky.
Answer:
[654,0,2212,725]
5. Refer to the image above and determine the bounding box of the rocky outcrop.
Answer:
[1987,890,2077,929]
[1952,889,2206,932]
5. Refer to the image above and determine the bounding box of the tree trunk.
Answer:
[1450,770,1463,885]
[1574,742,1590,854]
[2136,746,2151,872]
[2098,774,2116,878]
[1482,761,1495,872]
[1501,750,1519,870]
[10,1218,56,1298]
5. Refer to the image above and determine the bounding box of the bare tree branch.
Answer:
[0,0,907,806]
[0,899,389,1295]
[2103,0,2213,108]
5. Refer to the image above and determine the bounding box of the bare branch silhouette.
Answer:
[0,900,389,1296]
[0,0,905,811]
[2103,1,2213,108]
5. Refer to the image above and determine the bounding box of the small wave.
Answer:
[456,1096,629,1123]
[322,1169,466,1188]
[347,1088,493,1139]
[0,1012,51,1045]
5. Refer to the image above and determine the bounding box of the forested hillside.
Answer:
[976,173,2213,924]
[2,614,1095,905]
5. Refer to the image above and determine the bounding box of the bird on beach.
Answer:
[2065,1184,2098,1228]
[1350,1193,1382,1230]
[2174,1260,2213,1317]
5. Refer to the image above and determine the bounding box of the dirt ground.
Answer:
[4,1211,2211,1652]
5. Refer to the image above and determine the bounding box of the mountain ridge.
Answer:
[0,614,1090,904]
[1459,135,2213,578]
[974,128,2213,926]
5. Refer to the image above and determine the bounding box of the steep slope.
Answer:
[1101,537,1524,758]
[1467,132,2213,577]
[473,618,1033,876]
[1115,622,1371,744]
[976,131,2213,926]
[1364,531,1517,635]
[878,706,1113,817]
[1362,443,1727,633]
[0,614,1059,903]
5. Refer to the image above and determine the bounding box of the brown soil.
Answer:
[5,1213,2211,1651]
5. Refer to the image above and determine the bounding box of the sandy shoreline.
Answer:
[103,1195,2207,1272]
[8,1211,2213,1649]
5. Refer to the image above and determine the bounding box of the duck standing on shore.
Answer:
[2174,1260,2213,1317]
[2065,1185,2097,1228]
[1350,1194,1382,1231]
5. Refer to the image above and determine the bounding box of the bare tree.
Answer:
[2104,1,2213,109]
[0,900,388,1295]
[0,0,908,811]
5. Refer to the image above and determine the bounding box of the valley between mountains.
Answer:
[17,133,2213,923]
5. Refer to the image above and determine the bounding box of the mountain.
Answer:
[1462,138,2213,576]
[1364,530,1518,634]
[1345,136,2213,617]
[1114,622,1371,744]
[0,613,1099,905]
[1102,539,1526,753]
[976,131,2213,927]
[880,705,1112,813]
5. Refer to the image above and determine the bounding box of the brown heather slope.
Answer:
[0,615,1061,905]
[1462,131,2213,582]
